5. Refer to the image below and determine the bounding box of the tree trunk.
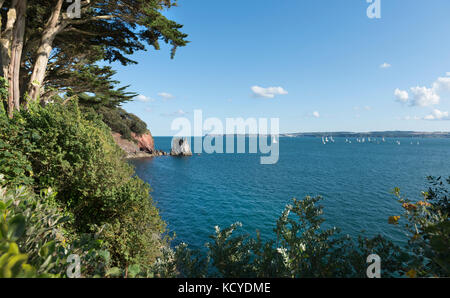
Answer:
[0,0,28,118]
[27,0,64,102]
[8,0,26,112]
[1,0,18,117]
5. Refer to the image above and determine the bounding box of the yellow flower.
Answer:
[416,201,431,207]
[406,269,417,278]
[388,216,400,225]
[402,203,417,211]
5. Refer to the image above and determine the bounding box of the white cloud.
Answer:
[158,92,174,100]
[364,106,372,111]
[409,86,440,107]
[251,86,288,98]
[135,95,154,102]
[312,111,320,118]
[395,86,439,106]
[394,88,409,103]
[394,73,450,107]
[446,72,450,77]
[423,109,449,121]
[380,62,391,69]
[433,76,450,92]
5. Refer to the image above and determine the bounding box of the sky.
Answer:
[109,0,450,136]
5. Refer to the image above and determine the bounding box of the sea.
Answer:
[129,136,450,249]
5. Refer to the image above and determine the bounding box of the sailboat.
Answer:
[272,136,278,144]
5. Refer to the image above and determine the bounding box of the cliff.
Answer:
[112,131,156,158]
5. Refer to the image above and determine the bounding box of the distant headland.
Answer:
[280,131,450,138]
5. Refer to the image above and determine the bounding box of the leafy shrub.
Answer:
[391,177,450,277]
[95,106,148,141]
[0,112,34,187]
[0,176,114,277]
[0,101,165,269]
[1,177,61,277]
[0,77,8,114]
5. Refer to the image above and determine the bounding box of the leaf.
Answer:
[128,264,140,278]
[7,254,28,277]
[97,250,110,264]
[105,267,122,278]
[406,269,417,278]
[388,216,400,225]
[39,241,56,258]
[8,242,20,255]
[7,215,26,241]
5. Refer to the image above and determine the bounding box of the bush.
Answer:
[0,176,115,277]
[0,108,34,187]
[391,177,450,277]
[171,196,407,278]
[0,101,165,269]
[95,106,148,141]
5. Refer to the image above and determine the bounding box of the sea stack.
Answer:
[170,137,193,156]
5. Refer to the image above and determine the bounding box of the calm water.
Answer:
[129,137,450,249]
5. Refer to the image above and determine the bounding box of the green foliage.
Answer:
[391,177,450,277]
[0,77,8,114]
[0,178,59,277]
[0,111,34,187]
[0,101,165,269]
[91,105,149,140]
[11,1,188,104]
[0,176,113,277]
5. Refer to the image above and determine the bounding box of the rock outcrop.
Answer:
[170,137,192,156]
[112,131,157,158]
[131,132,154,154]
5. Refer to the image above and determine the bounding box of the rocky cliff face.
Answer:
[131,132,154,153]
[112,131,155,158]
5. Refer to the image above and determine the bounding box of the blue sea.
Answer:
[129,137,450,249]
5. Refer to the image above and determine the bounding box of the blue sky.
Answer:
[111,0,450,136]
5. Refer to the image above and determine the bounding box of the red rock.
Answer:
[131,132,155,153]
[111,131,155,158]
